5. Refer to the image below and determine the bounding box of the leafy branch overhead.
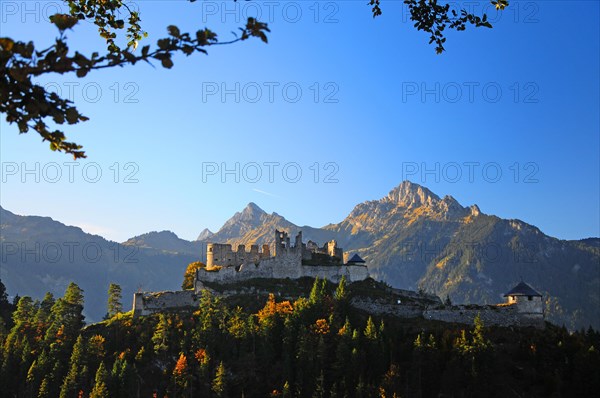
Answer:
[0,0,269,159]
[1,0,507,158]
[371,0,510,54]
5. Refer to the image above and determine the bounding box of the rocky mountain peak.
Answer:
[196,228,214,241]
[215,202,270,238]
[243,202,266,216]
[385,181,441,208]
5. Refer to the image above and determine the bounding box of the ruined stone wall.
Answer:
[195,249,369,290]
[424,304,544,328]
[207,243,268,267]
[132,290,197,317]
[350,297,424,318]
[132,285,543,330]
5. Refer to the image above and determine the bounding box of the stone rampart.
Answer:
[424,304,544,328]
[132,290,197,317]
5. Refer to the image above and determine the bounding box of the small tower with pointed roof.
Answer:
[504,281,544,316]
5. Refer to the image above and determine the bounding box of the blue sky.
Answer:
[1,1,599,242]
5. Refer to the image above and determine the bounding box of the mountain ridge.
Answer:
[1,181,598,328]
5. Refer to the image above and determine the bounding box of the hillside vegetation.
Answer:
[1,279,599,398]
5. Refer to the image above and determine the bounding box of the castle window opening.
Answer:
[528,296,532,301]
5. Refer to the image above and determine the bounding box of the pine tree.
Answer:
[89,362,110,398]
[34,293,55,329]
[309,277,322,304]
[38,376,50,398]
[334,276,347,301]
[107,283,123,318]
[152,313,170,355]
[364,316,377,340]
[212,361,228,397]
[59,335,86,398]
[47,283,84,343]
[12,295,35,326]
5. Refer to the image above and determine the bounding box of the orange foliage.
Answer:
[173,353,188,376]
[257,294,293,322]
[312,319,330,335]
[88,334,106,358]
[195,348,209,366]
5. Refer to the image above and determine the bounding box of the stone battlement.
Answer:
[198,229,366,288]
[132,290,197,317]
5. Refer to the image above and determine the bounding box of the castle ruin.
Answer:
[132,230,544,329]
[196,229,368,290]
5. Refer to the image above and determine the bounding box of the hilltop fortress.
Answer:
[132,229,544,329]
[195,229,368,288]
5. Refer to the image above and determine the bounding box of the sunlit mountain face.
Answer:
[2,181,598,329]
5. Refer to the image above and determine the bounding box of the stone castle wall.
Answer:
[132,290,197,317]
[350,297,425,318]
[207,243,270,267]
[424,304,544,328]
[132,288,543,329]
[196,249,368,292]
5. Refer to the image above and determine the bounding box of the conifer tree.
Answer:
[364,316,378,340]
[89,362,110,398]
[212,361,228,397]
[107,283,123,318]
[38,377,50,398]
[152,313,170,355]
[334,276,347,301]
[59,335,87,398]
[309,277,322,304]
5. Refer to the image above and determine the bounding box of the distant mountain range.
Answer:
[1,181,598,329]
[0,207,197,322]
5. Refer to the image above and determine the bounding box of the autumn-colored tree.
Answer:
[454,314,491,355]
[182,261,206,290]
[173,353,190,392]
[364,316,378,340]
[312,319,330,336]
[212,361,228,397]
[258,294,293,323]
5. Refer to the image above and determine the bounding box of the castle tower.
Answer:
[504,281,544,315]
[275,229,290,256]
[206,243,214,267]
